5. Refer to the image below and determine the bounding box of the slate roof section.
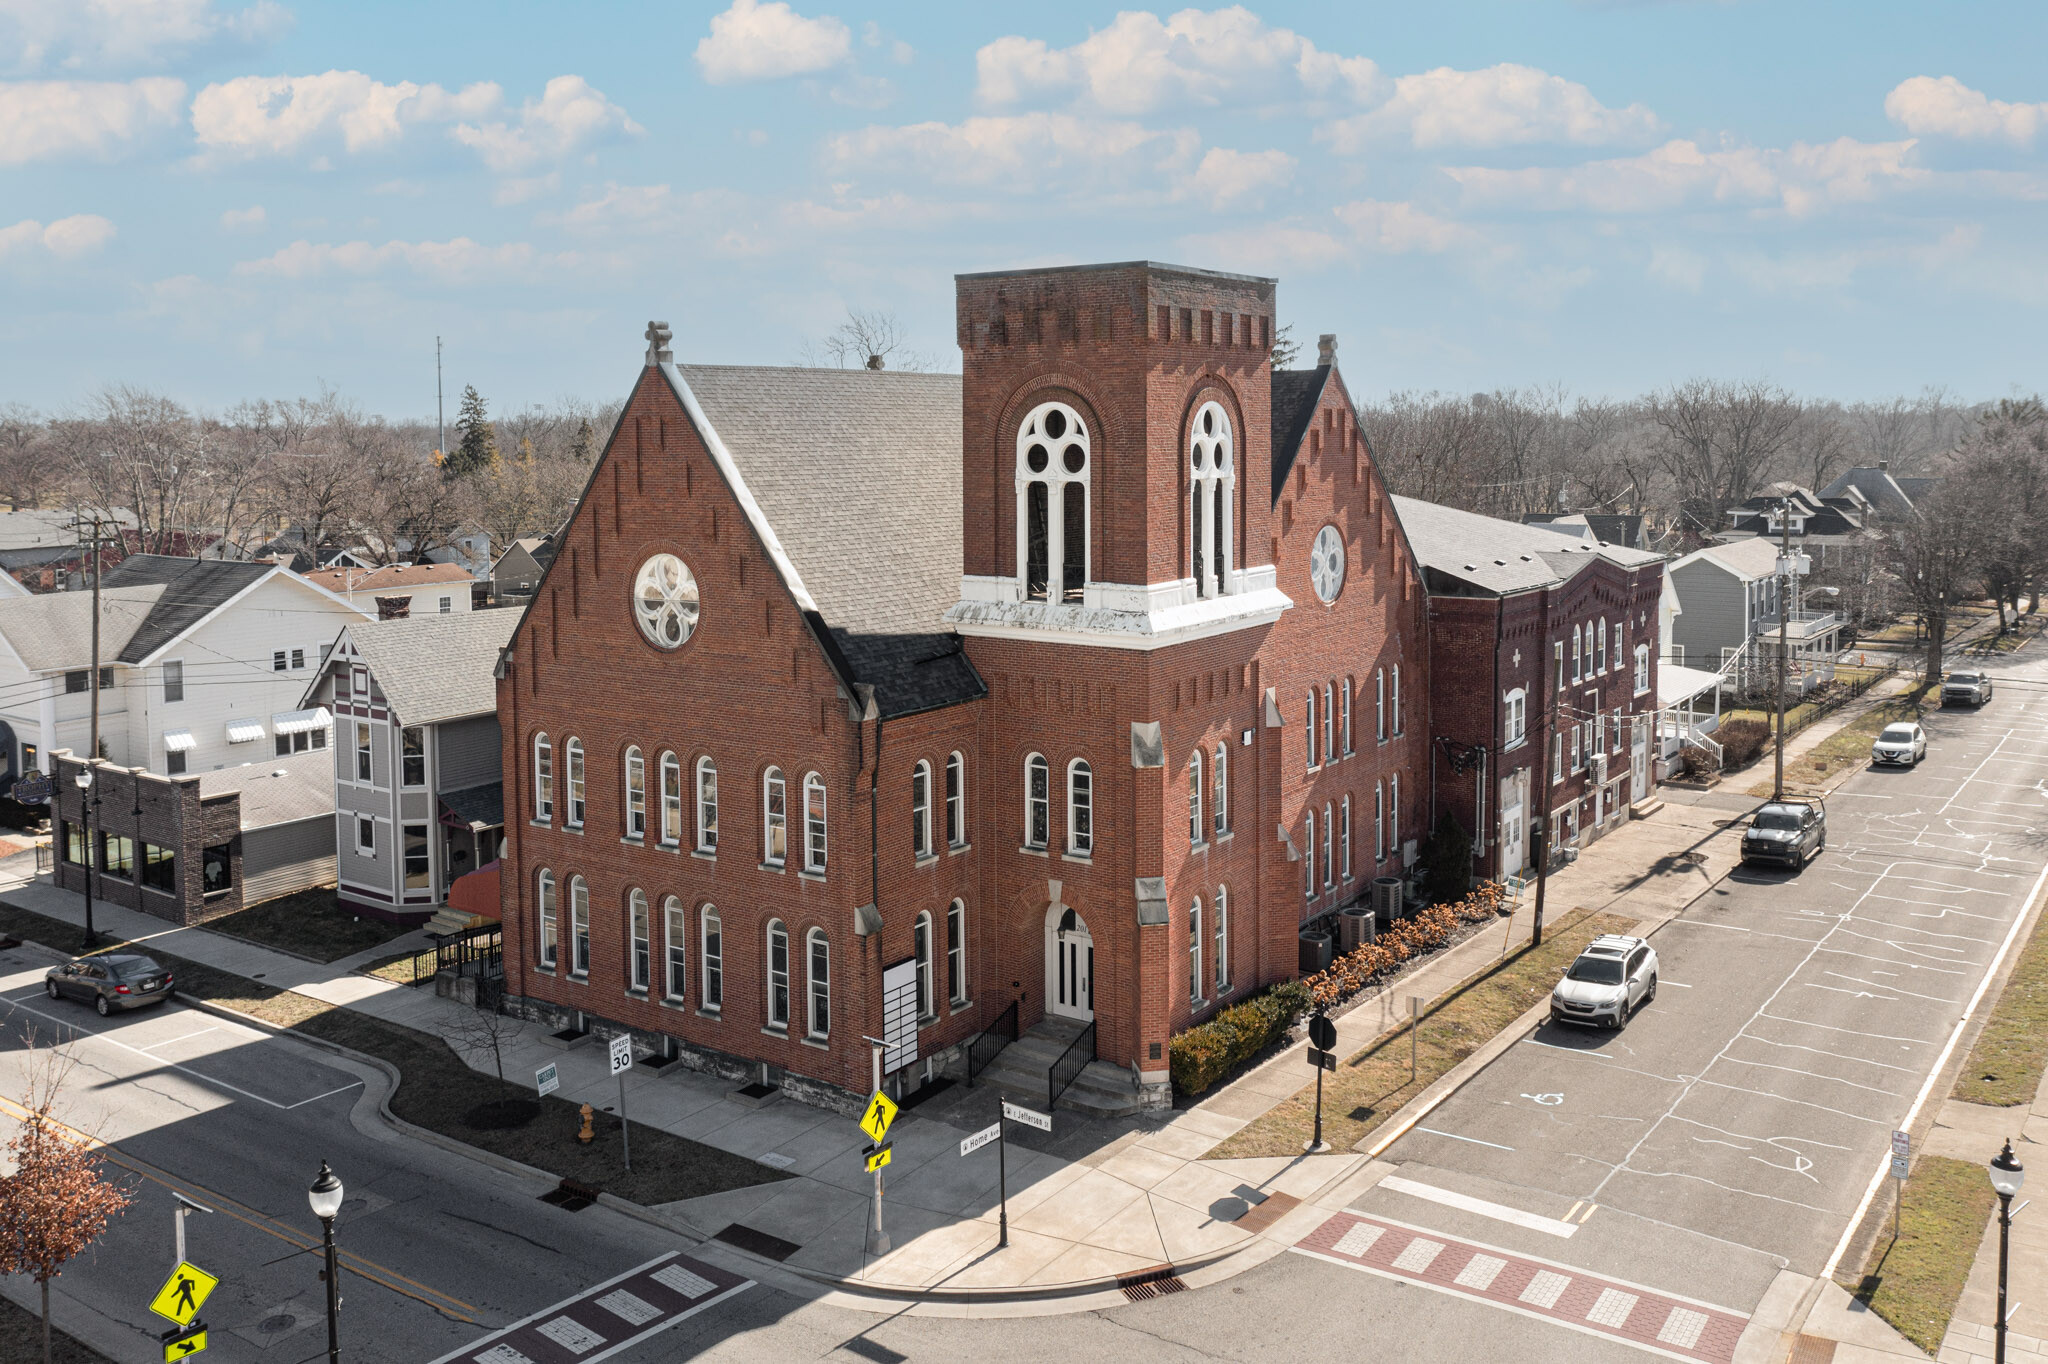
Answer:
[1393,495,1661,597]
[675,364,985,718]
[99,555,275,662]
[442,781,504,831]
[338,610,522,727]
[0,586,163,670]
[1269,366,1329,501]
[196,747,335,830]
[1819,467,1919,519]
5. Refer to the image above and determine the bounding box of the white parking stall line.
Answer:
[1731,1033,1920,1073]
[134,1026,221,1052]
[1415,1126,1516,1152]
[1378,1175,1581,1238]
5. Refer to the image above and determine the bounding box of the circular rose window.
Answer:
[1310,525,1345,603]
[633,554,700,648]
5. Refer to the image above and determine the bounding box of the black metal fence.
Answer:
[387,922,503,987]
[966,1000,1018,1085]
[1048,1020,1095,1111]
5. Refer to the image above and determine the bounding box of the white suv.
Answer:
[1549,934,1659,1030]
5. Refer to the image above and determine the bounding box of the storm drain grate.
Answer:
[714,1222,801,1262]
[1117,1265,1186,1302]
[538,1178,599,1212]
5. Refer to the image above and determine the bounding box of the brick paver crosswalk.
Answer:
[1295,1211,1748,1363]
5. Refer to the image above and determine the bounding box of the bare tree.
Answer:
[0,405,52,510]
[1888,470,1992,680]
[446,1000,524,1083]
[801,308,933,372]
[1646,379,1803,545]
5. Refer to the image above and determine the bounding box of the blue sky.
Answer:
[3,0,2045,418]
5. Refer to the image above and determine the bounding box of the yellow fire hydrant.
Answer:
[577,1103,595,1144]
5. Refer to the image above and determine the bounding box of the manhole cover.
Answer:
[258,1314,296,1333]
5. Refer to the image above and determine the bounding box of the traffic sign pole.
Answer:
[609,1035,634,1172]
[997,1106,1009,1249]
[1306,1013,1336,1153]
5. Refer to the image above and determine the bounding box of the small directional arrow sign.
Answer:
[161,1321,208,1360]
[864,1142,893,1173]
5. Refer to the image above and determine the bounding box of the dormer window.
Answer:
[1189,402,1235,598]
[1017,402,1090,603]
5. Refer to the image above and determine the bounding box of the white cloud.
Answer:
[190,70,500,158]
[1885,75,2047,146]
[234,236,582,282]
[1647,244,1705,291]
[695,0,851,83]
[219,203,265,229]
[1446,136,1925,216]
[452,75,641,171]
[1321,63,1662,151]
[827,112,1199,189]
[492,174,559,206]
[1180,198,1478,272]
[1332,199,1478,253]
[0,0,288,75]
[0,77,183,163]
[1184,146,1295,208]
[976,7,1382,115]
[0,213,116,259]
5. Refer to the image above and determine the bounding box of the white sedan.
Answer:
[1871,721,1927,767]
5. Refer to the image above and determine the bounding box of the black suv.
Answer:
[1741,798,1826,869]
[44,954,175,1016]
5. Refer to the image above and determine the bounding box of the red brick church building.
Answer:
[496,261,1430,1113]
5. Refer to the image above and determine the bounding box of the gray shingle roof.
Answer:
[1269,366,1328,500]
[337,610,522,727]
[1676,536,1781,581]
[196,747,335,830]
[0,585,164,670]
[441,781,504,831]
[1819,467,1918,519]
[100,555,277,662]
[1393,496,1660,596]
[674,364,983,718]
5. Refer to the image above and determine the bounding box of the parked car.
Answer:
[1742,798,1826,869]
[44,954,174,1016]
[1549,933,1658,1030]
[1943,670,1994,707]
[1871,721,1927,767]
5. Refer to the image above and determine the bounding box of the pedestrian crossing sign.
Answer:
[149,1261,218,1327]
[858,1089,899,1144]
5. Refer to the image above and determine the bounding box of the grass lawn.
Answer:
[201,887,414,964]
[0,1293,111,1364]
[1747,694,1929,797]
[1845,1155,1997,1354]
[1954,894,2048,1107]
[1205,907,1625,1159]
[358,947,434,986]
[0,898,788,1206]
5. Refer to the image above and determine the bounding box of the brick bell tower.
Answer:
[948,261,1291,1104]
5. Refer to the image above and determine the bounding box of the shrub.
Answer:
[1167,980,1313,1097]
[1678,744,1718,779]
[1717,718,1771,767]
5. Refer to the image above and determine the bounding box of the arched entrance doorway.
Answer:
[1045,904,1093,1022]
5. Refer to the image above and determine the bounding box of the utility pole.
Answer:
[1531,641,1562,949]
[1773,495,1792,802]
[436,336,446,465]
[82,516,103,949]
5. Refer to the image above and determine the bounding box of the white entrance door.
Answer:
[1631,718,1650,803]
[1498,770,1527,877]
[1048,906,1093,1022]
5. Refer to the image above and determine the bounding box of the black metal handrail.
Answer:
[966,1000,1018,1085]
[435,922,502,976]
[1048,1020,1095,1111]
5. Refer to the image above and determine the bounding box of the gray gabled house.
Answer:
[1667,537,1842,696]
[301,610,519,927]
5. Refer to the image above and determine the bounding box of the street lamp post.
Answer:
[72,768,96,948]
[308,1161,344,1363]
[1990,1141,2026,1364]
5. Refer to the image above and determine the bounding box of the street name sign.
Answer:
[537,1062,560,1097]
[859,1089,899,1144]
[960,1122,1001,1157]
[609,1033,633,1077]
[1001,1100,1051,1132]
[149,1261,218,1327]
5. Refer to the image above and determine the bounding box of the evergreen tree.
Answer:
[446,384,498,479]
[569,417,596,463]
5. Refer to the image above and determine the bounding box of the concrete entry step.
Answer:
[971,1017,1146,1118]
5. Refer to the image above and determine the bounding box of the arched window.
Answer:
[1323,801,1334,890]
[1305,690,1318,770]
[663,895,686,1000]
[1304,809,1316,902]
[1392,665,1403,736]
[1573,625,1583,682]
[1375,670,1387,743]
[763,767,786,866]
[536,868,556,966]
[624,747,645,839]
[700,906,723,1010]
[1017,401,1090,603]
[1214,885,1229,996]
[911,760,933,858]
[564,737,586,827]
[1067,759,1092,855]
[1341,794,1354,880]
[659,752,682,846]
[1504,688,1528,747]
[947,899,967,1006]
[569,875,590,974]
[802,773,827,873]
[1024,754,1049,849]
[1375,781,1386,862]
[1322,682,1334,765]
[1390,773,1401,857]
[628,888,650,990]
[1598,619,1608,673]
[1189,898,1203,1004]
[1188,750,1203,845]
[806,929,829,1039]
[766,919,789,1029]
[1189,401,1235,598]
[945,752,966,848]
[533,733,553,821]
[1212,743,1227,838]
[914,910,935,1019]
[1341,678,1354,756]
[694,756,717,852]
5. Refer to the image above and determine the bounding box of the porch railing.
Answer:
[966,1000,1019,1086]
[1048,1020,1096,1111]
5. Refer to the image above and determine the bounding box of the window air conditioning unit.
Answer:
[1590,753,1608,784]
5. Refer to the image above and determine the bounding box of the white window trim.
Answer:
[564,737,586,828]
[801,771,827,874]
[1503,687,1528,750]
[911,759,933,859]
[693,756,716,852]
[766,920,789,1030]
[945,752,966,849]
[1066,758,1093,856]
[1214,885,1230,996]
[532,732,552,821]
[763,767,787,867]
[700,907,723,1011]
[537,869,557,967]
[946,899,968,1006]
[659,751,683,847]
[914,910,936,1021]
[806,928,830,1040]
[663,896,687,1002]
[1188,751,1204,846]
[1024,753,1050,850]
[624,747,646,839]
[1189,898,1204,1006]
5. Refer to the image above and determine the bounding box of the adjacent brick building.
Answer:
[497,261,1429,1114]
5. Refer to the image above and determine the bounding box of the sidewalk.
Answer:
[0,790,1762,1304]
[1931,1070,2048,1364]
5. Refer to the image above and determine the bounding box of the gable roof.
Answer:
[329,609,522,727]
[1393,496,1659,596]
[1818,467,1917,518]
[1673,535,1780,581]
[1269,365,1329,500]
[670,363,984,719]
[0,585,165,670]
[98,555,280,662]
[302,562,476,596]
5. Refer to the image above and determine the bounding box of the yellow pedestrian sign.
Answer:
[149,1261,218,1327]
[864,1143,892,1173]
[858,1089,898,1144]
[162,1324,208,1359]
